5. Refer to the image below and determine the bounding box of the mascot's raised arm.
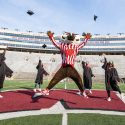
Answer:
[47,31,60,48]
[47,31,91,49]
[40,31,91,98]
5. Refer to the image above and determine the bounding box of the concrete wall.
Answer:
[5,51,125,83]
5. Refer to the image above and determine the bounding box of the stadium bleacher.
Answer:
[0,29,125,82]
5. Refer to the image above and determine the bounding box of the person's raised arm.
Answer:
[77,33,91,49]
[47,31,60,49]
[102,57,107,70]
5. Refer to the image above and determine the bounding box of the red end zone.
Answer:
[0,89,125,113]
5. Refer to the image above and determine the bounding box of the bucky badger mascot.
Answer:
[42,31,91,97]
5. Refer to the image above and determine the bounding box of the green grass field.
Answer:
[0,114,125,125]
[0,114,62,125]
[3,80,125,93]
[68,113,125,125]
[0,80,125,125]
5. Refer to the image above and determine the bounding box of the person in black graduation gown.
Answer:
[0,50,13,98]
[102,57,111,101]
[109,62,123,101]
[102,57,122,101]
[33,60,49,92]
[82,61,95,94]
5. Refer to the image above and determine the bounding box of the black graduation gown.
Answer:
[109,67,121,91]
[82,61,94,89]
[35,64,48,84]
[102,58,111,90]
[0,61,13,89]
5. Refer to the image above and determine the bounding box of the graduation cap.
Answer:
[82,32,86,36]
[94,15,98,21]
[42,44,47,48]
[27,10,34,16]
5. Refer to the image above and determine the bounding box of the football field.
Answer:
[0,80,125,125]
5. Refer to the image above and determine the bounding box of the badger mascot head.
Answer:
[61,32,81,44]
[47,31,91,45]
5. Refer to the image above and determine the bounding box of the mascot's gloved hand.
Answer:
[82,32,92,39]
[47,31,54,38]
[85,33,92,39]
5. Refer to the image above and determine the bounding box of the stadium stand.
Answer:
[0,29,125,82]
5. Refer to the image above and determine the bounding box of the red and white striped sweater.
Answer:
[49,36,89,67]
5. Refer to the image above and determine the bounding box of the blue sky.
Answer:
[0,0,125,35]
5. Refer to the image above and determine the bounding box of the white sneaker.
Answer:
[38,88,41,92]
[41,89,49,95]
[107,97,111,101]
[89,90,92,94]
[33,89,37,92]
[120,93,124,100]
[76,91,81,95]
[83,92,88,98]
[0,95,3,98]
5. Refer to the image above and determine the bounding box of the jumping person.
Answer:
[102,57,122,101]
[82,61,95,94]
[102,57,112,101]
[41,31,91,97]
[33,59,49,92]
[108,62,123,101]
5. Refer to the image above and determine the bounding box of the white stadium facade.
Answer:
[0,28,125,83]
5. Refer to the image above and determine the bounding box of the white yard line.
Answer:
[0,101,125,124]
[62,113,67,125]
